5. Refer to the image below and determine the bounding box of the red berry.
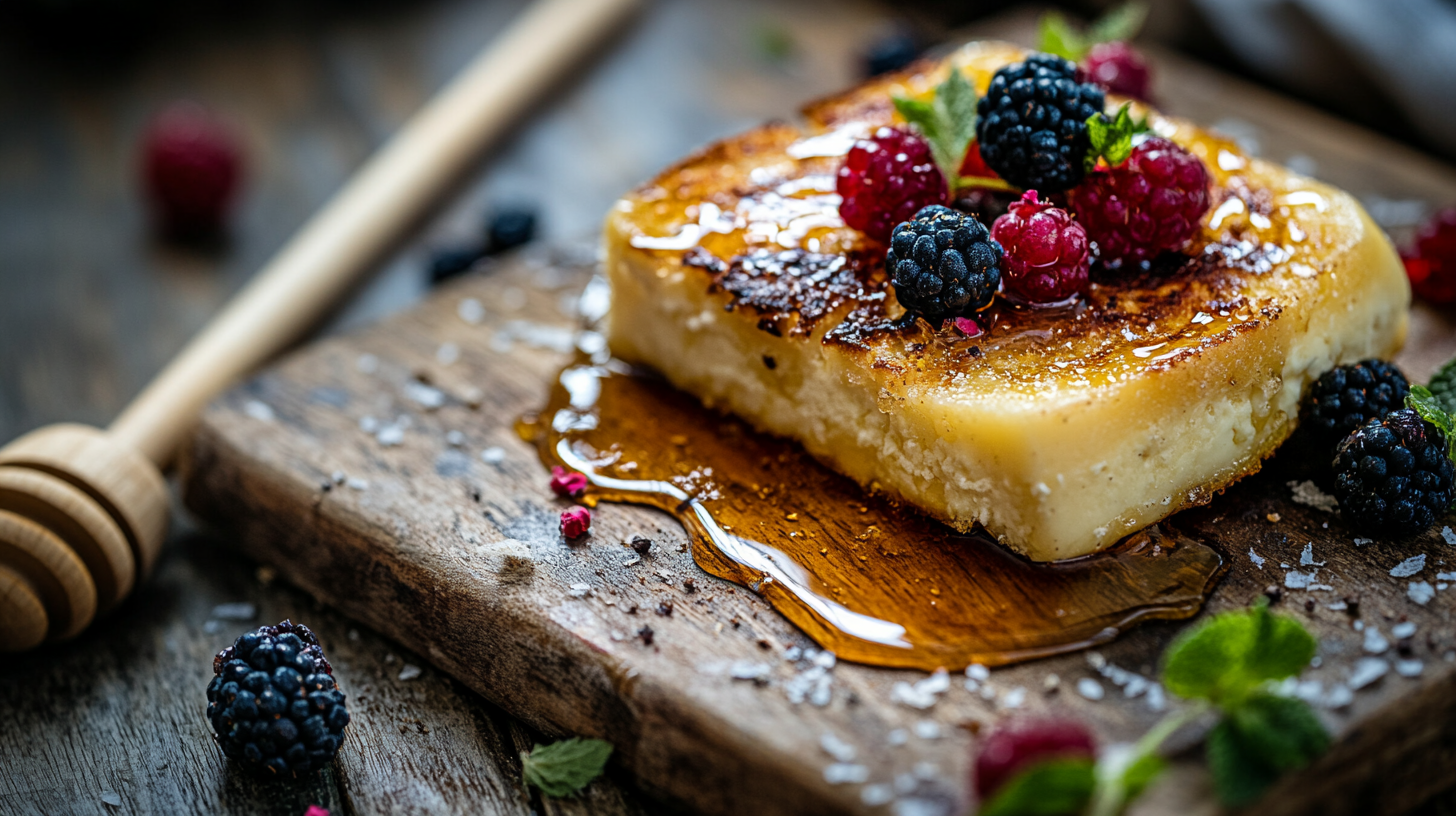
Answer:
[1067,137,1211,266]
[550,466,589,498]
[991,190,1089,303]
[1083,41,1152,102]
[1404,208,1456,305]
[959,141,998,180]
[560,506,592,539]
[974,718,1097,801]
[141,101,242,237]
[837,126,947,242]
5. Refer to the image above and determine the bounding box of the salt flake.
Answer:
[398,664,422,681]
[1300,542,1325,567]
[1348,657,1389,689]
[1390,554,1427,578]
[1288,479,1338,512]
[1362,626,1389,655]
[1249,548,1266,569]
[1443,526,1456,546]
[1409,581,1436,605]
[1077,678,1105,701]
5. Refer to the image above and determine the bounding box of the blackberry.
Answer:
[1333,409,1454,537]
[1299,360,1410,456]
[887,205,1002,320]
[207,620,349,777]
[975,54,1105,192]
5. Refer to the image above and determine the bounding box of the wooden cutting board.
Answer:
[180,44,1456,816]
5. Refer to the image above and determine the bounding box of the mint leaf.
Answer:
[1038,3,1149,61]
[521,737,613,797]
[1120,752,1165,801]
[1088,2,1151,45]
[1038,11,1088,61]
[1206,718,1280,808]
[1162,598,1315,706]
[1428,357,1456,416]
[1084,103,1148,170]
[892,68,978,189]
[1408,385,1456,449]
[979,757,1096,816]
[1206,694,1328,807]
[1228,693,1330,773]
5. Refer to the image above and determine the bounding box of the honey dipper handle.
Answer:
[108,0,641,466]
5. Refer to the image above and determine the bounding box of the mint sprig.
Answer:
[1085,103,1150,171]
[893,67,978,190]
[1038,2,1150,62]
[521,737,613,797]
[1427,357,1456,415]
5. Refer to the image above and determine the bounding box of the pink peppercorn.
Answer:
[550,466,589,498]
[560,506,592,539]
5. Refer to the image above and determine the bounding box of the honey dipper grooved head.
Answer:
[0,424,169,652]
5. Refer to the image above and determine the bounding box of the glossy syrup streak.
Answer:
[520,360,1226,671]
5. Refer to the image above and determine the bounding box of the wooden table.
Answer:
[4,1,1456,814]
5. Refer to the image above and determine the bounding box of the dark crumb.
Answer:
[656,601,674,617]
[968,346,982,358]
[629,534,652,555]
[683,578,697,594]
[756,638,772,650]
[762,354,777,369]
[731,617,742,628]
[626,604,639,615]
[470,487,481,503]
[956,720,984,736]
[1263,585,1282,604]
[1304,599,1315,612]
[320,481,333,492]
[1345,597,1361,616]
[677,543,688,553]
[636,626,654,646]
[845,691,861,706]
[1397,640,1414,657]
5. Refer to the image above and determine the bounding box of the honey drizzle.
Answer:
[522,360,1226,671]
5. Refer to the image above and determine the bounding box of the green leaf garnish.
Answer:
[892,67,978,189]
[1428,357,1456,416]
[979,757,1096,816]
[1161,597,1315,707]
[1037,2,1150,61]
[1206,694,1329,807]
[1085,103,1150,171]
[521,737,613,797]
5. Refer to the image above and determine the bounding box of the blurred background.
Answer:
[4,1,1456,812]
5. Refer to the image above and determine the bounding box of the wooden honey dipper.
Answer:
[0,0,641,652]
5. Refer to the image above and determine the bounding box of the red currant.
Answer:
[141,101,242,236]
[1404,208,1456,305]
[974,718,1097,801]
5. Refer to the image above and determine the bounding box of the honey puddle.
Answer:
[520,361,1226,671]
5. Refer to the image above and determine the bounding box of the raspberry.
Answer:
[207,620,348,777]
[1333,409,1455,538]
[975,54,1105,192]
[1067,136,1210,266]
[141,101,242,237]
[974,718,1097,801]
[1298,360,1410,458]
[561,506,592,538]
[886,205,1002,320]
[837,127,948,242]
[991,190,1089,303]
[1403,208,1456,305]
[1083,41,1152,102]
[550,466,589,498]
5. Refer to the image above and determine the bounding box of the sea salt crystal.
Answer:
[1284,570,1331,591]
[1300,543,1325,567]
[730,661,772,681]
[1077,678,1105,701]
[404,382,446,410]
[886,729,909,746]
[1249,548,1266,569]
[891,669,950,709]
[211,602,256,621]
[812,651,837,670]
[1326,600,1348,611]
[457,298,486,324]
[892,799,945,816]
[1288,480,1338,512]
[243,400,275,422]
[1409,581,1436,605]
[436,342,460,366]
[966,663,990,681]
[1396,659,1425,678]
[1438,572,1456,582]
[895,773,918,794]
[377,424,405,447]
[100,792,122,807]
[824,763,869,784]
[1362,626,1389,654]
[1348,657,1389,689]
[1390,554,1427,578]
[346,477,369,490]
[398,664,422,681]
[568,583,592,598]
[1392,622,1417,639]
[820,732,857,762]
[356,353,379,374]
[1443,526,1456,546]
[912,720,942,740]
[861,784,895,807]
[481,447,506,465]
[1001,687,1027,709]
[1145,684,1166,712]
